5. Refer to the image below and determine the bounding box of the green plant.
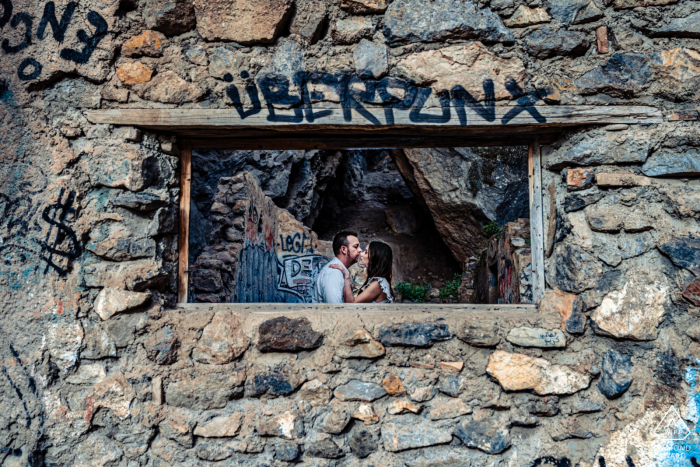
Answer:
[482,221,500,235]
[439,273,462,300]
[468,165,478,196]
[525,237,531,246]
[395,281,431,303]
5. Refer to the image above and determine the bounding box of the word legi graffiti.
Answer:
[0,0,107,81]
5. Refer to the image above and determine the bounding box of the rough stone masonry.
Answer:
[0,0,699,465]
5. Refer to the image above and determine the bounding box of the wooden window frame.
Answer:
[177,138,546,306]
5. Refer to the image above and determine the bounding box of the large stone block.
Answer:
[548,0,602,25]
[137,71,205,104]
[506,327,567,348]
[396,42,526,99]
[83,259,169,291]
[87,236,156,262]
[144,326,180,364]
[194,0,294,43]
[289,0,327,44]
[258,411,304,439]
[354,40,388,80]
[94,287,151,320]
[165,368,246,410]
[334,381,387,401]
[331,16,375,45]
[192,312,248,364]
[385,0,514,44]
[525,27,589,59]
[548,243,603,293]
[545,131,652,169]
[453,417,510,454]
[504,5,550,27]
[486,350,591,395]
[642,150,700,177]
[381,422,452,452]
[257,316,324,351]
[658,236,700,276]
[591,280,668,340]
[379,321,451,347]
[336,327,385,358]
[598,350,633,398]
[96,146,157,192]
[143,0,196,36]
[648,12,700,38]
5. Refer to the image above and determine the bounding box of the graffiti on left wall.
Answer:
[0,0,108,81]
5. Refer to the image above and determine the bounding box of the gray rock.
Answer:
[257,316,323,352]
[438,376,466,397]
[528,396,559,416]
[548,0,602,25]
[87,237,156,262]
[458,320,500,346]
[349,427,378,458]
[334,381,387,401]
[598,350,633,398]
[332,16,376,45]
[566,297,588,334]
[143,326,180,365]
[547,243,604,293]
[259,411,305,439]
[111,191,168,211]
[618,232,655,260]
[80,321,118,359]
[245,366,304,397]
[384,0,514,44]
[183,45,208,66]
[525,27,589,59]
[546,131,652,169]
[409,386,437,402]
[275,443,299,461]
[289,0,327,44]
[658,236,700,276]
[648,12,700,38]
[192,269,223,293]
[453,418,511,454]
[208,47,241,80]
[143,0,196,36]
[506,327,567,348]
[642,150,700,177]
[379,322,451,347]
[354,40,388,79]
[382,422,453,452]
[510,408,540,426]
[195,441,232,461]
[564,191,605,213]
[317,409,351,434]
[575,53,654,97]
[166,369,245,410]
[306,439,343,458]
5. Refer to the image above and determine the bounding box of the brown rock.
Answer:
[102,83,129,102]
[298,379,332,407]
[341,0,387,14]
[353,403,380,424]
[586,205,624,233]
[540,289,586,334]
[504,5,550,27]
[94,287,151,320]
[317,408,351,434]
[192,312,248,364]
[194,0,294,43]
[258,411,304,439]
[144,326,180,365]
[683,280,700,306]
[194,413,244,437]
[137,71,204,104]
[567,168,595,191]
[596,172,652,188]
[592,280,668,340]
[160,409,195,447]
[116,62,153,84]
[396,42,526,101]
[438,361,464,372]
[429,398,471,420]
[596,26,609,54]
[143,0,196,36]
[331,16,375,45]
[92,373,137,420]
[409,362,435,369]
[122,30,167,57]
[457,319,500,347]
[387,400,421,414]
[336,327,385,358]
[486,350,591,395]
[257,316,323,352]
[382,374,407,396]
[152,376,163,405]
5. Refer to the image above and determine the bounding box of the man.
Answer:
[312,231,362,303]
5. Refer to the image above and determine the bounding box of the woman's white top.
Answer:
[360,277,394,303]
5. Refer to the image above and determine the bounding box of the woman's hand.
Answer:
[329,264,350,280]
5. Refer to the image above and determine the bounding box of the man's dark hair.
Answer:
[333,231,358,255]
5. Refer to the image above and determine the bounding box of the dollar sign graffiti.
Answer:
[36,188,81,275]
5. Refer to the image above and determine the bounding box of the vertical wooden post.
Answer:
[178,141,192,304]
[528,138,546,306]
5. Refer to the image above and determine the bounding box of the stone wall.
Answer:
[0,0,699,464]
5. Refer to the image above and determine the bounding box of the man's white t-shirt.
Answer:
[312,257,347,303]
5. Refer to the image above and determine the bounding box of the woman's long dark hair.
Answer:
[362,241,393,296]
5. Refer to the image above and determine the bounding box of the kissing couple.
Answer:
[312,231,394,304]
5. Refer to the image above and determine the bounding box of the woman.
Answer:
[329,240,394,303]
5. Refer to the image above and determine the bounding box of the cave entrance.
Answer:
[182,142,541,306]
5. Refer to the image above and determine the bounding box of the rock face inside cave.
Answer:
[189,146,530,302]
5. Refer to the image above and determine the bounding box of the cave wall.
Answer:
[0,0,699,465]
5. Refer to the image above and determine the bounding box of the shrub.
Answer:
[395,281,431,303]
[439,273,462,300]
[482,221,500,235]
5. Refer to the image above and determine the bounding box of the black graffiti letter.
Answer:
[257,73,304,123]
[691,457,700,467]
[17,57,41,81]
[0,0,12,28]
[36,189,81,276]
[59,10,107,64]
[501,78,546,124]
[409,88,451,123]
[451,79,496,125]
[226,82,262,119]
[1,12,32,54]
[37,1,76,43]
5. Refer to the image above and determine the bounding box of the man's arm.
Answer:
[323,269,346,303]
